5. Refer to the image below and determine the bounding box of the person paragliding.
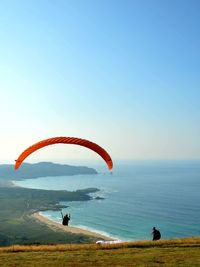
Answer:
[151,227,161,241]
[61,211,71,226]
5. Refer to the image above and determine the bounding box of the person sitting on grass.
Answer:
[152,227,161,241]
[61,211,70,226]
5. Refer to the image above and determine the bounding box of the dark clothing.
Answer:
[152,228,161,241]
[62,214,70,226]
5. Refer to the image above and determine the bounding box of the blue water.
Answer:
[15,160,200,241]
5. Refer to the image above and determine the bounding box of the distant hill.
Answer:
[0,162,97,180]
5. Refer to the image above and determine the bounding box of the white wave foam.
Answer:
[71,224,120,240]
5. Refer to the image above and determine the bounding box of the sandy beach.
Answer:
[31,212,114,241]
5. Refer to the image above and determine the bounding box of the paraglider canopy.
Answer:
[15,136,113,170]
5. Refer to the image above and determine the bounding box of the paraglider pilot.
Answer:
[152,227,161,241]
[61,211,71,226]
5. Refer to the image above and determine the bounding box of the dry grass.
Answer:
[1,236,200,253]
[1,237,200,266]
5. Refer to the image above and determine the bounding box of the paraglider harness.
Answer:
[61,211,70,226]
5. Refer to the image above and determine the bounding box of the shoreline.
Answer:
[31,212,114,241]
[13,179,115,241]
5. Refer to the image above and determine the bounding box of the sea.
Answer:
[14,160,200,241]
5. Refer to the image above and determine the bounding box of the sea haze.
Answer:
[15,160,200,241]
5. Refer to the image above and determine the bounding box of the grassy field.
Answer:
[0,237,200,266]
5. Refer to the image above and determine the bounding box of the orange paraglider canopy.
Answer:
[15,137,113,170]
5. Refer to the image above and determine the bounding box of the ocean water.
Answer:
[15,160,200,241]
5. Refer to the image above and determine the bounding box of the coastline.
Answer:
[12,179,114,241]
[31,212,114,241]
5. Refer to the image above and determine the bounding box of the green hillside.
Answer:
[0,162,100,246]
[0,162,97,180]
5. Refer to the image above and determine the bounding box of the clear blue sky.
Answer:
[0,0,199,165]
